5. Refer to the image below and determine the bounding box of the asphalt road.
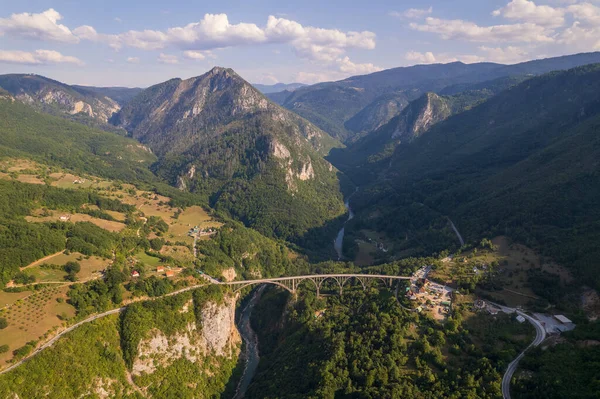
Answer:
[501,309,546,399]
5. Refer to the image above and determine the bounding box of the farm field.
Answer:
[160,245,194,263]
[23,252,109,282]
[167,206,221,245]
[0,286,75,367]
[26,212,126,233]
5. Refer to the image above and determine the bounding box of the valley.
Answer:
[1,50,600,398]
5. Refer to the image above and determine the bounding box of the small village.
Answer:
[405,266,455,320]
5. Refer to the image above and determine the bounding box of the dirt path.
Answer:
[21,251,64,270]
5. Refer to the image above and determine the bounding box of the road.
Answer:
[488,303,546,399]
[447,218,465,246]
[0,272,412,375]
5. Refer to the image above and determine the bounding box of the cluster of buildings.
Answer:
[188,226,217,237]
[406,266,454,318]
[130,265,176,278]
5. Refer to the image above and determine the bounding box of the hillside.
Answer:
[253,82,306,94]
[0,288,240,398]
[0,98,156,182]
[348,64,600,290]
[71,85,143,106]
[113,67,345,242]
[278,52,600,142]
[331,75,528,176]
[0,74,128,133]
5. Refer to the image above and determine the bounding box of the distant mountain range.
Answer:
[271,52,600,142]
[252,82,306,94]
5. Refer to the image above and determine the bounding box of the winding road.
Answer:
[485,302,547,399]
[0,273,411,375]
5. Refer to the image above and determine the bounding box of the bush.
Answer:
[64,261,81,274]
[0,344,8,353]
[0,317,7,329]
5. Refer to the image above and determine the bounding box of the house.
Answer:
[156,266,165,273]
[165,270,175,277]
[554,315,572,324]
[131,271,140,278]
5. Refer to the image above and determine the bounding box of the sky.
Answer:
[0,0,599,87]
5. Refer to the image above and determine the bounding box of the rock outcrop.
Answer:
[132,296,240,376]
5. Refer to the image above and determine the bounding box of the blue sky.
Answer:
[0,0,599,87]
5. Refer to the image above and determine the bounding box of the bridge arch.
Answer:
[233,281,293,294]
[341,276,367,291]
[317,276,343,295]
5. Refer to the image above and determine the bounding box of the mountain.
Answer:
[0,74,121,122]
[0,74,130,135]
[113,67,345,241]
[343,91,413,138]
[331,75,529,174]
[253,82,306,94]
[348,63,600,290]
[0,96,156,182]
[71,85,143,106]
[278,52,600,143]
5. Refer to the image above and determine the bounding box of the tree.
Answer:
[0,317,7,329]
[64,261,81,274]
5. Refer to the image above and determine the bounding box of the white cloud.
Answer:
[478,45,530,63]
[0,9,78,43]
[492,0,565,27]
[114,17,122,23]
[72,12,379,75]
[158,53,178,64]
[295,71,341,84]
[389,7,433,19]
[126,57,140,63]
[0,49,83,65]
[409,17,555,43]
[405,45,530,65]
[405,51,437,63]
[336,57,381,75]
[260,73,279,84]
[558,21,600,50]
[567,2,600,25]
[183,50,214,60]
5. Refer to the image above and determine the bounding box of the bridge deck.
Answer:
[219,274,412,285]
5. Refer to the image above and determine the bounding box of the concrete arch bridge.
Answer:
[220,274,411,296]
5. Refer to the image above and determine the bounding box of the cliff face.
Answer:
[133,296,240,376]
[390,93,452,142]
[0,74,120,123]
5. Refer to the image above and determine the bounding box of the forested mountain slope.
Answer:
[113,67,345,242]
[331,75,528,174]
[71,85,143,106]
[0,98,155,182]
[277,52,600,142]
[0,74,128,133]
[350,64,600,289]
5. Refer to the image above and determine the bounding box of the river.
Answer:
[233,285,265,399]
[334,189,357,260]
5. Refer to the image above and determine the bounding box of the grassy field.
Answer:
[26,212,126,233]
[23,252,109,282]
[0,285,75,367]
[15,174,45,185]
[134,251,163,268]
[160,245,194,263]
[430,236,574,307]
